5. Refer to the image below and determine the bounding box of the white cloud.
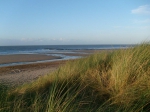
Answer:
[21,38,26,41]
[131,5,150,15]
[59,38,63,41]
[134,19,150,24]
[52,38,56,41]
[20,38,33,42]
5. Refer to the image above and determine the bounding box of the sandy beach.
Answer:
[0,52,86,87]
[0,50,112,87]
[0,60,67,87]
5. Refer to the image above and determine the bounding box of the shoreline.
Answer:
[0,52,83,67]
[0,54,62,65]
[0,49,114,67]
[0,49,113,87]
[0,60,67,75]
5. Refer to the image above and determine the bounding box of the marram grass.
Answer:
[0,42,150,112]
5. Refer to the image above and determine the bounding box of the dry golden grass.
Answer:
[1,42,150,112]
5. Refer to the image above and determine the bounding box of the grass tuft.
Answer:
[0,42,150,112]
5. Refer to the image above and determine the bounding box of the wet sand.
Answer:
[0,53,86,87]
[0,54,61,64]
[0,50,112,87]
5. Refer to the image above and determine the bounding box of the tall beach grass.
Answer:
[0,42,150,112]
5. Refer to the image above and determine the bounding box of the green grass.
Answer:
[0,42,150,112]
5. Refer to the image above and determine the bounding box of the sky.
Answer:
[0,0,150,45]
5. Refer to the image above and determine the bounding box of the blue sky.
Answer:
[0,0,150,45]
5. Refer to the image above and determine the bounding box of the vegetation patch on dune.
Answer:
[0,42,150,112]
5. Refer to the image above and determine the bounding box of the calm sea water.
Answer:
[0,45,133,55]
[0,45,133,67]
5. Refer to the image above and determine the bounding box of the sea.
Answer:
[0,45,134,67]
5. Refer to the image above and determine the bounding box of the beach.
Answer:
[0,53,64,87]
[0,54,61,64]
[0,49,113,87]
[0,60,67,87]
[0,50,93,87]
